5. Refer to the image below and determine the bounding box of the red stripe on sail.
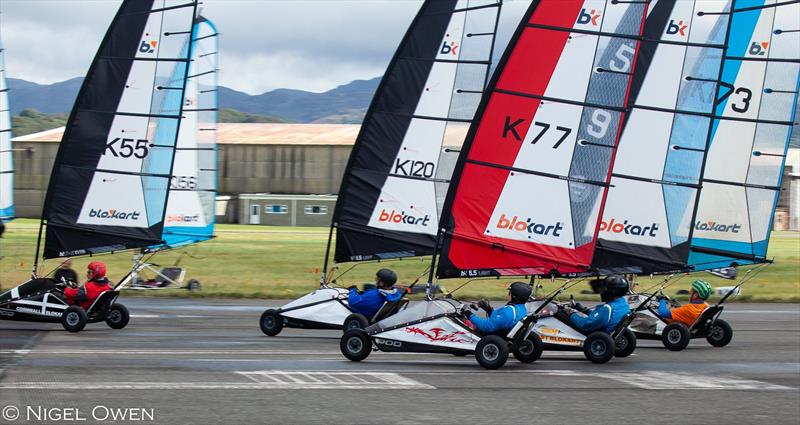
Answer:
[447,0,592,274]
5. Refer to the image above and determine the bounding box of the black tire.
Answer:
[475,335,509,370]
[105,304,130,330]
[706,319,733,347]
[62,306,88,333]
[187,279,201,292]
[512,334,544,363]
[583,332,615,364]
[259,309,283,336]
[340,329,372,361]
[343,313,370,332]
[614,328,637,358]
[662,323,691,351]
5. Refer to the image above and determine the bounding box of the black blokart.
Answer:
[0,277,129,333]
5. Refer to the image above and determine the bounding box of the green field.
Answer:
[1,219,798,302]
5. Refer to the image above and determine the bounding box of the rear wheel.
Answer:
[187,279,201,292]
[105,304,130,329]
[62,306,88,333]
[340,329,372,361]
[259,309,283,336]
[512,334,544,363]
[614,329,637,358]
[343,313,370,332]
[706,319,733,347]
[475,335,509,370]
[662,323,690,351]
[583,332,615,364]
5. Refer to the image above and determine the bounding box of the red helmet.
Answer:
[87,261,107,280]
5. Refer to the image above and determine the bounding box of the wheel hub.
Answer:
[668,329,682,344]
[518,341,533,355]
[347,337,363,353]
[590,340,606,356]
[263,316,275,329]
[66,312,79,327]
[710,326,723,340]
[109,310,121,323]
[482,344,499,361]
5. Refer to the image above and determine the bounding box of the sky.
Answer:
[0,0,531,95]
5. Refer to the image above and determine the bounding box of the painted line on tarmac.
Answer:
[130,314,207,319]
[0,349,587,357]
[542,370,794,391]
[724,310,798,315]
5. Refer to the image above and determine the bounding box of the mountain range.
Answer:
[6,76,381,124]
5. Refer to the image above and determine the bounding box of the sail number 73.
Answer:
[105,138,150,159]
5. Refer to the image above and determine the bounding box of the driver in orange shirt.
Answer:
[658,280,713,326]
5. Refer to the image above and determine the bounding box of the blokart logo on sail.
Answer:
[694,221,742,233]
[577,8,601,26]
[748,41,769,56]
[495,214,564,237]
[166,214,199,223]
[440,41,459,56]
[666,19,688,36]
[378,209,431,226]
[139,40,158,54]
[599,219,659,238]
[88,208,141,221]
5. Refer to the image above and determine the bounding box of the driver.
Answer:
[657,280,713,326]
[463,282,531,334]
[565,275,630,333]
[64,261,112,309]
[347,268,403,318]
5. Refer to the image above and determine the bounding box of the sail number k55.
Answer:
[105,138,149,159]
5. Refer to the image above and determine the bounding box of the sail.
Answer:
[590,1,731,275]
[0,24,13,221]
[689,0,800,269]
[41,0,199,259]
[436,0,649,278]
[158,15,218,249]
[332,0,502,263]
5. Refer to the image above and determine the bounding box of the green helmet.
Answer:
[691,280,713,300]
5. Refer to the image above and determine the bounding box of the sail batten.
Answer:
[0,20,12,222]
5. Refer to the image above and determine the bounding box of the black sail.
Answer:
[333,0,501,263]
[41,0,198,259]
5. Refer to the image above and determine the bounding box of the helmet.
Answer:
[508,282,532,304]
[601,275,629,300]
[376,268,397,287]
[691,280,713,300]
[87,261,107,280]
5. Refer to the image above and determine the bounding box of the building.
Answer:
[239,194,337,227]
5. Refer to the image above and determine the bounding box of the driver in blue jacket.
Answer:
[566,275,631,333]
[463,282,531,334]
[347,269,403,318]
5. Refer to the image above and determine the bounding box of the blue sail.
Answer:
[0,27,13,221]
[689,0,800,270]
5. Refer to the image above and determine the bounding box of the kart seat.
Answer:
[689,305,723,336]
[156,267,184,287]
[86,290,119,316]
[552,308,591,336]
[371,299,408,323]
[611,313,634,339]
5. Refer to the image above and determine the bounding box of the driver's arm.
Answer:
[658,299,672,319]
[468,306,512,333]
[570,305,611,332]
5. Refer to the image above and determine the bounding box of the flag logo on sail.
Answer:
[599,219,659,238]
[139,40,158,54]
[666,20,688,37]
[576,9,601,27]
[748,41,769,56]
[494,214,564,238]
[694,221,741,234]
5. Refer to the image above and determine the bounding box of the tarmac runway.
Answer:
[1,298,798,424]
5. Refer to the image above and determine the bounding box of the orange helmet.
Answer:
[87,261,107,280]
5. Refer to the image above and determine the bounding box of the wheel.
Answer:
[706,319,733,347]
[475,335,509,370]
[105,304,130,329]
[342,313,370,332]
[661,323,690,351]
[614,328,637,358]
[583,332,615,364]
[340,329,372,361]
[512,334,544,363]
[62,306,88,333]
[187,279,201,292]
[259,309,283,336]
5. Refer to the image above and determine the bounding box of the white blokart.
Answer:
[527,298,637,364]
[259,286,408,336]
[340,298,544,369]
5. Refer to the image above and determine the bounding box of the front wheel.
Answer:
[583,332,615,364]
[614,329,636,358]
[662,323,690,351]
[706,319,733,347]
[187,279,201,292]
[259,309,283,336]
[340,329,372,361]
[475,335,509,370]
[62,306,88,333]
[105,304,130,329]
[343,313,370,332]
[512,334,544,363]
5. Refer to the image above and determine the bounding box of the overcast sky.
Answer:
[0,0,530,95]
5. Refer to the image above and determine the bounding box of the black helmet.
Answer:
[376,268,397,287]
[601,275,629,300]
[508,282,532,304]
